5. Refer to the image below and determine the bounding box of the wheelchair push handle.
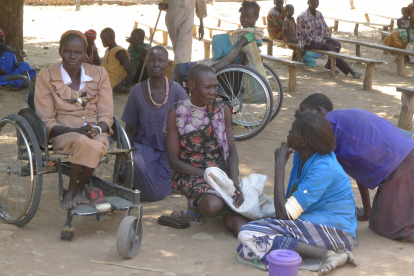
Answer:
[5,74,33,90]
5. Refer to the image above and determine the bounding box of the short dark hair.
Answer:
[131,28,145,38]
[149,45,168,59]
[187,64,215,83]
[300,93,334,112]
[402,7,410,13]
[286,4,294,10]
[60,33,86,50]
[101,27,115,38]
[239,1,261,16]
[293,111,335,155]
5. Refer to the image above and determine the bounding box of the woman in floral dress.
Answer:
[165,64,250,236]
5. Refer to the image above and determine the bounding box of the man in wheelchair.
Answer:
[34,30,114,210]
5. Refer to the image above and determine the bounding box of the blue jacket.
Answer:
[286,152,357,238]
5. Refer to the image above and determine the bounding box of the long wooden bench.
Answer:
[324,16,389,36]
[309,49,383,90]
[398,87,414,130]
[334,37,414,76]
[260,15,334,34]
[195,36,304,92]
[213,16,267,30]
[362,11,398,30]
[263,35,302,62]
[133,20,169,45]
[193,23,235,38]
[260,54,304,92]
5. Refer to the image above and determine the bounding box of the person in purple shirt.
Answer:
[296,0,361,78]
[122,46,188,201]
[298,93,414,242]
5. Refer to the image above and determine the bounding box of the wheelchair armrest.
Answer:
[18,108,49,154]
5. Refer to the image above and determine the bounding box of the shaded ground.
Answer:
[0,1,414,275]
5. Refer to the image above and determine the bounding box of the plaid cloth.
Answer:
[237,219,354,261]
[296,8,331,50]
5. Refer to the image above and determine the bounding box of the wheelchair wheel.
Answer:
[94,118,133,189]
[263,63,284,122]
[116,215,143,259]
[0,114,43,226]
[216,64,273,141]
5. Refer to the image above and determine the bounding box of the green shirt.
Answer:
[128,43,149,60]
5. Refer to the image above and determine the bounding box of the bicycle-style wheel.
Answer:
[0,114,43,226]
[215,64,274,141]
[263,63,284,121]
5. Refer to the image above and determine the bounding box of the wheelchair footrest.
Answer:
[70,204,99,216]
[60,230,74,241]
[105,196,132,211]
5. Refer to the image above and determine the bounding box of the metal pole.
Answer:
[138,10,163,83]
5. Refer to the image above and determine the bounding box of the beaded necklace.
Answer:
[148,77,170,107]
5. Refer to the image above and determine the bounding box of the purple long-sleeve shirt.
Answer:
[326,109,414,189]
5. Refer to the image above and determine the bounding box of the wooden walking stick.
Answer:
[138,9,163,83]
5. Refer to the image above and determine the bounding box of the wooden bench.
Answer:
[362,11,398,30]
[324,16,389,36]
[194,36,304,92]
[260,54,304,92]
[133,20,169,45]
[261,15,334,33]
[263,35,302,62]
[334,37,414,76]
[397,87,414,130]
[213,16,267,30]
[193,23,235,38]
[309,49,383,90]
[380,30,391,42]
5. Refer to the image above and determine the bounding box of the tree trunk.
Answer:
[0,0,24,61]
[76,0,81,11]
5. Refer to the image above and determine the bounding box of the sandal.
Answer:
[171,210,206,225]
[89,188,111,213]
[158,216,190,229]
[236,255,267,271]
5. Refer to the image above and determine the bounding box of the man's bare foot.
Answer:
[318,250,358,275]
[61,191,77,210]
[73,190,90,205]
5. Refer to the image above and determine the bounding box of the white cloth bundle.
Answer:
[229,27,265,46]
[204,167,275,220]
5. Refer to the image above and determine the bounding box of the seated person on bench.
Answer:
[384,7,414,63]
[0,29,36,90]
[100,27,132,94]
[282,4,299,60]
[127,28,149,83]
[165,64,249,236]
[298,93,414,242]
[238,112,358,276]
[209,0,264,73]
[35,30,114,210]
[122,46,188,201]
[267,0,287,40]
[83,29,101,66]
[296,0,362,78]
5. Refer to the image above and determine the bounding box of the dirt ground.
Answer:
[1,1,414,275]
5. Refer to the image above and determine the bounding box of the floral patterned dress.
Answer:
[168,99,229,207]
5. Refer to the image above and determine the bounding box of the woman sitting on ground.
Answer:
[165,64,249,236]
[35,30,114,209]
[122,46,188,201]
[237,112,358,275]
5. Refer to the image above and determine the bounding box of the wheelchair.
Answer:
[0,75,142,259]
[180,43,284,141]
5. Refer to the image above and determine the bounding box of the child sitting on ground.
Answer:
[397,7,414,62]
[282,4,298,44]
